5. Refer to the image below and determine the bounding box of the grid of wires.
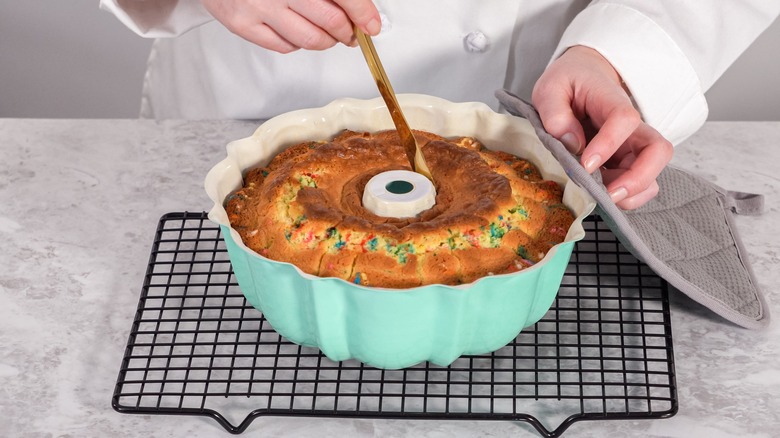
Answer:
[112,212,677,437]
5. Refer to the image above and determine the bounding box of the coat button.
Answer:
[463,31,489,53]
[379,12,391,32]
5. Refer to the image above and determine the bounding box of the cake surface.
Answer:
[225,129,574,288]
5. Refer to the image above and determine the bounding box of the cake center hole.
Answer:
[385,180,414,194]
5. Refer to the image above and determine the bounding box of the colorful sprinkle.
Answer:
[489,223,506,240]
[516,245,529,259]
[299,174,317,188]
[509,205,529,219]
[364,237,378,252]
[226,193,246,202]
[549,226,566,236]
[463,230,481,248]
[389,243,415,263]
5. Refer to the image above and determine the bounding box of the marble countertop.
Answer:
[1,118,778,438]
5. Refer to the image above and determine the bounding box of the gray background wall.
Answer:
[1,1,779,120]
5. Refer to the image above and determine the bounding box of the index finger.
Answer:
[580,92,641,173]
[604,123,673,205]
[532,79,587,155]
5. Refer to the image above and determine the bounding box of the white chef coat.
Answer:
[100,0,780,145]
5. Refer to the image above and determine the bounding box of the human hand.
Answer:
[201,0,381,53]
[531,45,673,210]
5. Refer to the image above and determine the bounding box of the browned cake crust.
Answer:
[225,129,575,288]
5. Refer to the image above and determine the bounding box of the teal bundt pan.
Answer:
[205,95,595,369]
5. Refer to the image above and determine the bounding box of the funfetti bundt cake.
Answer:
[225,129,575,288]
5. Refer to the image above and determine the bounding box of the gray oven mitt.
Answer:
[496,89,770,330]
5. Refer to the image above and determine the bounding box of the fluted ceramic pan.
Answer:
[205,94,595,369]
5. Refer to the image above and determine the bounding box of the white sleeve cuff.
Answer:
[99,0,213,38]
[551,2,708,145]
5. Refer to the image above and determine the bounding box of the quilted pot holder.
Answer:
[496,89,770,330]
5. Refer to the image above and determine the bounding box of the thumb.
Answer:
[531,82,586,155]
[334,0,382,35]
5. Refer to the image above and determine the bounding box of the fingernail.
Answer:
[560,133,580,154]
[347,35,358,47]
[365,18,381,35]
[583,154,601,173]
[609,187,628,204]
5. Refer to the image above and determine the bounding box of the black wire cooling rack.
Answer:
[112,212,677,437]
